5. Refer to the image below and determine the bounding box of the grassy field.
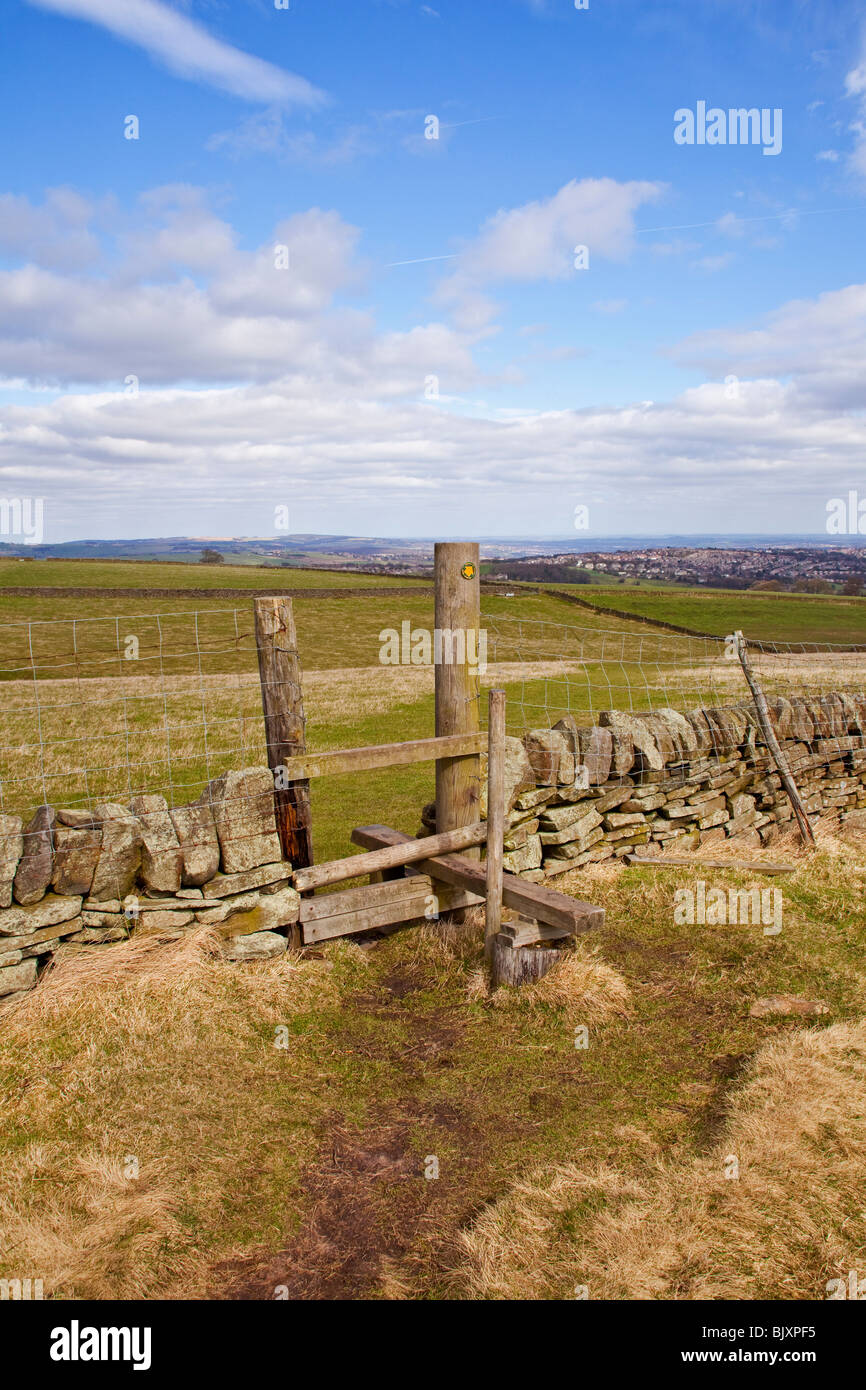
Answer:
[556,584,866,645]
[0,559,429,591]
[2,821,865,1300]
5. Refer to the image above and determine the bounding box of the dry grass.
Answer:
[456,1018,866,1300]
[489,944,633,1025]
[0,929,366,1299]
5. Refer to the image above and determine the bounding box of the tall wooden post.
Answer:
[434,541,482,855]
[254,596,314,867]
[485,688,506,962]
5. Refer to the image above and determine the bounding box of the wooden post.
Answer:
[434,541,482,852]
[734,630,816,847]
[253,596,314,867]
[485,688,506,963]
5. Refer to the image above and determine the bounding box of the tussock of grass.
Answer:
[457,1019,866,1300]
[490,945,632,1025]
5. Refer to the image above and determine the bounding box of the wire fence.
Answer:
[0,607,272,820]
[3,599,866,828]
[479,607,866,763]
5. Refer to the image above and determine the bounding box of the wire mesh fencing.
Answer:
[479,608,866,744]
[0,607,272,822]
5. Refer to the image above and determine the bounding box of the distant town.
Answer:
[483,546,866,594]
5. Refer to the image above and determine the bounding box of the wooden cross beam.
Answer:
[351,824,604,935]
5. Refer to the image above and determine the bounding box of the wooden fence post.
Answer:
[734,629,816,847]
[485,688,506,962]
[434,541,482,852]
[254,596,314,867]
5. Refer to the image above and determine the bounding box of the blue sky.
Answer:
[1,0,865,541]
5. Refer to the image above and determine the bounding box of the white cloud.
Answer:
[844,36,866,177]
[0,188,481,394]
[448,177,663,283]
[691,253,735,273]
[672,283,866,410]
[0,188,103,270]
[2,185,866,538]
[207,111,369,164]
[435,177,663,328]
[4,371,865,540]
[28,0,325,105]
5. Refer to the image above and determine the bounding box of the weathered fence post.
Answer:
[485,688,506,962]
[734,629,815,847]
[434,541,482,850]
[254,596,314,868]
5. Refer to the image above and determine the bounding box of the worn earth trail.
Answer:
[209,894,787,1300]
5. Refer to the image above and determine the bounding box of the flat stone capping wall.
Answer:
[0,767,300,1004]
[420,693,866,879]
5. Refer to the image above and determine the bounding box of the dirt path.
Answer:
[208,916,758,1301]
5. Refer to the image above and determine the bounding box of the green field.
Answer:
[0,559,428,591]
[551,584,866,645]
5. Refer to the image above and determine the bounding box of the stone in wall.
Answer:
[90,803,142,900]
[0,894,82,936]
[52,824,101,896]
[637,714,678,763]
[128,794,184,893]
[478,737,535,818]
[576,725,613,785]
[170,793,221,887]
[13,806,56,906]
[198,886,300,938]
[685,710,714,754]
[0,815,23,908]
[523,728,571,786]
[651,709,694,758]
[0,958,38,997]
[204,769,282,874]
[224,931,287,962]
[201,861,291,899]
[599,712,664,771]
[502,836,542,873]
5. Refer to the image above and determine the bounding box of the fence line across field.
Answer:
[2,589,866,830]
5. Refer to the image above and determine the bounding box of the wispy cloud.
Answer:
[28,0,326,106]
[845,33,866,178]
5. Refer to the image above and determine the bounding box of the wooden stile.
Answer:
[292,821,488,893]
[491,935,565,988]
[277,731,486,781]
[351,824,604,935]
[300,874,481,944]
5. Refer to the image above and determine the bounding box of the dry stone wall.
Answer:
[5,691,866,1003]
[421,694,866,879]
[0,767,299,1004]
